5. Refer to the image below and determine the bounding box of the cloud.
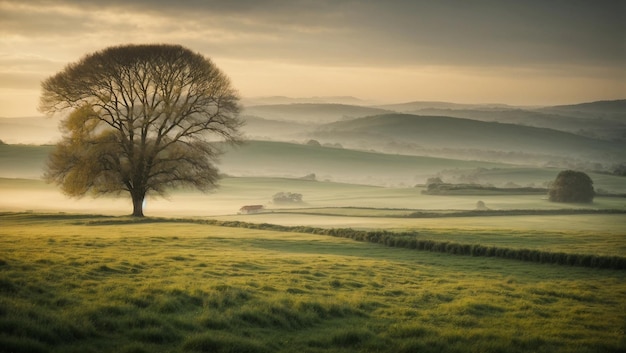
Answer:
[2,0,623,68]
[0,0,623,115]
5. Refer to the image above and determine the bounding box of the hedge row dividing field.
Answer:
[199,220,626,270]
[79,216,626,270]
[269,207,626,218]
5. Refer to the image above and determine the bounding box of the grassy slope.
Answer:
[375,99,626,141]
[3,141,626,191]
[0,141,510,185]
[1,213,625,353]
[541,99,626,120]
[219,140,512,184]
[0,144,53,179]
[315,114,623,159]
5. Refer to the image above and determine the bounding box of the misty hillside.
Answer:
[377,101,515,111]
[0,141,509,186]
[388,108,626,141]
[3,141,625,191]
[240,116,314,140]
[219,140,626,192]
[376,99,626,141]
[539,99,626,121]
[313,114,625,165]
[218,140,511,185]
[242,103,392,123]
[0,144,53,179]
[241,96,367,106]
[0,117,62,145]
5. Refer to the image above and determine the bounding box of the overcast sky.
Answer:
[1,0,624,116]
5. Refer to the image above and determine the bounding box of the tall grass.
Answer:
[1,213,625,352]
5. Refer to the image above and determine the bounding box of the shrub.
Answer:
[272,192,303,204]
[548,170,594,203]
[305,139,321,146]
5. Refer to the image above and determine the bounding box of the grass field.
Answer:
[1,213,625,352]
[218,212,626,257]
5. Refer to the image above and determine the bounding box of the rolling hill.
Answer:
[218,140,512,185]
[312,113,625,165]
[0,116,62,145]
[240,115,314,141]
[242,103,392,123]
[383,108,624,141]
[540,99,626,120]
[376,99,626,142]
[2,141,625,192]
[376,101,515,111]
[241,95,367,106]
[0,141,513,186]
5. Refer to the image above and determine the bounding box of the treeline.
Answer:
[422,183,548,195]
[405,208,626,218]
[199,220,626,270]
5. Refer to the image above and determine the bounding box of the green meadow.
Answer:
[1,213,625,353]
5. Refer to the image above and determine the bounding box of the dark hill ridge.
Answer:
[242,103,392,123]
[375,99,626,141]
[314,113,624,163]
[376,101,514,111]
[539,99,626,122]
[369,108,626,142]
[548,99,626,114]
[241,96,366,106]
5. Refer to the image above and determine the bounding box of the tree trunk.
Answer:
[131,192,145,217]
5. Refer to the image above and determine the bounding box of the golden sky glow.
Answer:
[0,0,624,117]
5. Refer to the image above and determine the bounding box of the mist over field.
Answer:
[1,98,625,217]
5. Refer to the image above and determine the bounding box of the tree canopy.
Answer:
[548,170,594,203]
[40,44,242,216]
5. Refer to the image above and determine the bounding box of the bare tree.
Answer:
[40,44,242,216]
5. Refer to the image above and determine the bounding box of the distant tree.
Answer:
[548,170,594,203]
[613,164,626,176]
[425,177,443,186]
[300,173,317,181]
[475,200,489,210]
[0,139,5,145]
[272,192,303,204]
[306,139,321,147]
[40,44,242,217]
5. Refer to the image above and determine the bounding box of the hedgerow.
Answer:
[199,219,626,270]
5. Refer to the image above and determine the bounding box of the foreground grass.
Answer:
[1,213,625,352]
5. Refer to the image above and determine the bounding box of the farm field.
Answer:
[1,213,625,353]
